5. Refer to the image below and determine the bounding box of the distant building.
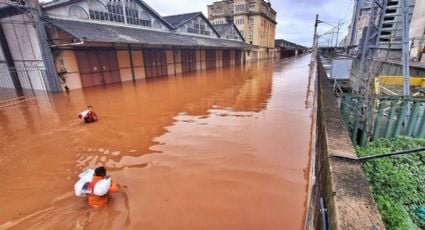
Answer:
[275,39,307,59]
[207,0,277,60]
[344,0,416,60]
[409,0,425,62]
[342,0,370,48]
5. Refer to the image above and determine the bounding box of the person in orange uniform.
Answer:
[87,166,119,208]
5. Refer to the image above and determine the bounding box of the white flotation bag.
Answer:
[78,110,89,120]
[74,168,94,197]
[93,178,111,196]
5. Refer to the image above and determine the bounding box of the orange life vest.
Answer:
[87,176,119,208]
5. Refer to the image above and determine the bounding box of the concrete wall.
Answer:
[54,49,82,90]
[306,59,385,229]
[371,59,425,77]
[131,49,145,80]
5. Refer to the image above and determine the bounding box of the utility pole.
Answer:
[311,14,320,62]
[335,20,342,48]
[401,0,410,97]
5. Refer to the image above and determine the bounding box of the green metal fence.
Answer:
[340,95,425,146]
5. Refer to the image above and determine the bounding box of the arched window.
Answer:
[139,11,152,27]
[88,0,109,21]
[125,0,138,25]
[106,0,124,23]
[69,5,89,19]
[153,20,161,29]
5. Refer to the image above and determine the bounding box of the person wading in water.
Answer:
[86,166,119,208]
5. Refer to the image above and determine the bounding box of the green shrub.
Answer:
[356,137,425,229]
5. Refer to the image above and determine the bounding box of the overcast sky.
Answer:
[144,0,355,47]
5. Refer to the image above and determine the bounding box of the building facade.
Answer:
[207,0,277,60]
[0,0,254,94]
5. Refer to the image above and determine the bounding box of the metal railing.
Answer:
[340,95,425,145]
[0,65,44,107]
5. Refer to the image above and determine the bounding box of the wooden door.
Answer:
[98,50,112,84]
[76,50,94,87]
[181,49,196,73]
[143,49,168,78]
[87,51,103,86]
[222,50,230,67]
[235,50,241,65]
[76,49,121,88]
[205,49,216,69]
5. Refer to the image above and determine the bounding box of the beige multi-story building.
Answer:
[207,0,277,60]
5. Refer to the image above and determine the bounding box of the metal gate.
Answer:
[0,1,51,107]
[341,95,425,146]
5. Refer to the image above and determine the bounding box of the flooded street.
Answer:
[0,54,314,229]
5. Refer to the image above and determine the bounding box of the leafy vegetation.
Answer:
[356,137,425,230]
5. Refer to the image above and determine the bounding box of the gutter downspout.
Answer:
[49,41,84,48]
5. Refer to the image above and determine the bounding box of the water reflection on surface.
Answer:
[0,55,313,230]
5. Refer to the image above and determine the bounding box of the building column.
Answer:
[128,44,135,81]
[32,2,61,92]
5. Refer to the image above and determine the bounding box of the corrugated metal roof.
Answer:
[45,17,253,49]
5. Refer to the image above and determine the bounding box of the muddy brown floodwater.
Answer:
[0,55,315,230]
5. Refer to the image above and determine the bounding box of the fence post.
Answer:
[360,101,373,146]
[406,101,420,136]
[416,104,425,138]
[393,99,408,137]
[341,95,351,126]
[351,100,361,144]
[372,100,385,141]
[384,100,397,138]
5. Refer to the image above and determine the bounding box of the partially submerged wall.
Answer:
[308,59,385,229]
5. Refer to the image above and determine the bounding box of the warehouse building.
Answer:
[0,0,252,95]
